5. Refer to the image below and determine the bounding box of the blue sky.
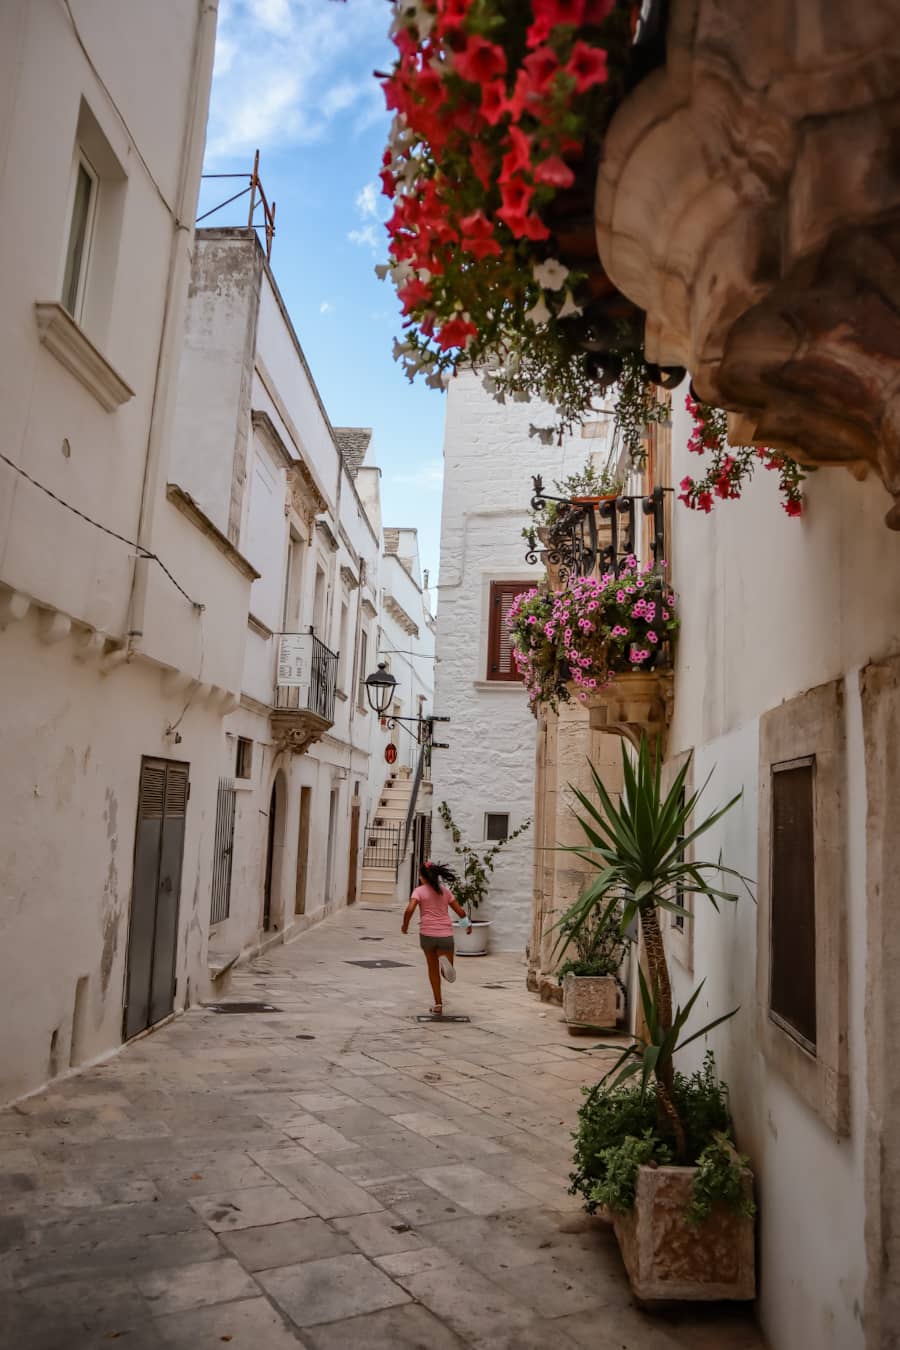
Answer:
[198,0,446,583]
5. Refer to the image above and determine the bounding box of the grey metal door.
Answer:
[124,758,189,1040]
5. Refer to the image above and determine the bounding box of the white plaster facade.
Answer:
[0,0,224,1105]
[169,229,435,964]
[661,394,900,1350]
[432,372,605,950]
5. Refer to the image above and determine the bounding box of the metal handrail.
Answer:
[401,745,427,862]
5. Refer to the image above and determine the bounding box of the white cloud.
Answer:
[206,0,391,164]
[391,459,444,491]
[348,224,378,250]
[319,300,333,314]
[356,181,379,219]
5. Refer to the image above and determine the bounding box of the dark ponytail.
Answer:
[420,859,457,893]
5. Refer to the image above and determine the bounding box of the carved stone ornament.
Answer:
[269,709,330,756]
[571,670,673,756]
[595,0,900,525]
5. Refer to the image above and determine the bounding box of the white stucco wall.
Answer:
[432,371,602,950]
[664,389,900,1350]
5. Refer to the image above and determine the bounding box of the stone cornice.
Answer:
[35,303,134,411]
[166,484,260,581]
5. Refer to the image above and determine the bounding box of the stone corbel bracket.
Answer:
[595,0,900,524]
[581,670,673,758]
[269,709,330,756]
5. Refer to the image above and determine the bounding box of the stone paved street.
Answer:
[0,906,765,1349]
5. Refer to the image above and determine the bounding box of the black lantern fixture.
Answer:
[364,662,397,717]
[364,663,450,746]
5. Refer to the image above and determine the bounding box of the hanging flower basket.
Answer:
[377,1,662,432]
[506,557,678,714]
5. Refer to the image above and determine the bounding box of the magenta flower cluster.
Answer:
[506,559,678,713]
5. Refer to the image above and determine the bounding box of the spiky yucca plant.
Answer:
[562,738,749,1159]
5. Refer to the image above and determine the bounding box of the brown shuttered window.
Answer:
[487,581,529,681]
[770,758,817,1050]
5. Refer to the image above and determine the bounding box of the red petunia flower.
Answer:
[523,46,560,94]
[584,0,614,19]
[526,0,586,48]
[784,498,803,517]
[480,79,509,125]
[459,210,502,259]
[397,278,433,315]
[436,315,478,350]
[379,167,396,197]
[499,176,534,216]
[499,125,532,183]
[566,40,609,93]
[436,0,473,32]
[470,140,494,190]
[454,36,507,85]
[532,154,575,188]
[697,491,714,513]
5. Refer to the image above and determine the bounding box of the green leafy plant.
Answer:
[571,1052,741,1219]
[590,1130,671,1214]
[612,347,668,465]
[685,1132,757,1227]
[556,898,627,983]
[561,738,751,1159]
[437,802,532,916]
[522,457,624,543]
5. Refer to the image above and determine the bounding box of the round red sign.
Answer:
[384,743,398,765]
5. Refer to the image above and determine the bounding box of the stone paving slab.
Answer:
[0,903,768,1348]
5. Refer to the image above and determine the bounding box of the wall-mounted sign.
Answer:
[384,743,398,765]
[277,634,309,688]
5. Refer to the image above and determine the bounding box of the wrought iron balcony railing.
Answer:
[524,477,670,581]
[273,630,338,724]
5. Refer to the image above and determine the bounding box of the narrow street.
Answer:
[0,907,764,1350]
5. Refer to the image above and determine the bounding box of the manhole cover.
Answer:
[345,960,411,969]
[205,1002,281,1014]
[415,1014,472,1023]
[359,937,384,942]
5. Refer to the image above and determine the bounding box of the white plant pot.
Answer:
[454,919,491,956]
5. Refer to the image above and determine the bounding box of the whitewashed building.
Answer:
[0,0,226,1104]
[432,371,596,950]
[169,228,436,965]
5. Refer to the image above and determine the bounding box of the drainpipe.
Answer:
[126,0,219,652]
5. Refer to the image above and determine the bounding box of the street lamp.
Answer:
[363,663,450,746]
[364,662,397,717]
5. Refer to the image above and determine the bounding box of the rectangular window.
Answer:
[61,155,98,321]
[485,812,510,841]
[672,787,686,932]
[357,629,369,710]
[235,737,253,780]
[338,601,350,690]
[487,581,529,681]
[770,757,817,1050]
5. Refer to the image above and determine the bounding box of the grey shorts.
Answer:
[420,935,454,954]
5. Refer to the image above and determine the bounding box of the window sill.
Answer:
[35,302,134,411]
[234,780,254,792]
[472,680,524,692]
[335,689,348,702]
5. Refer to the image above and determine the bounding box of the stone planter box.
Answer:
[562,972,623,1031]
[612,1165,755,1303]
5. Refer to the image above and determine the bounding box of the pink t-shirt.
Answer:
[412,883,455,937]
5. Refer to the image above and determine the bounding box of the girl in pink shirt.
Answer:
[401,860,471,1016]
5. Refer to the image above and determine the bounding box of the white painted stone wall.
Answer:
[0,0,221,1104]
[664,388,900,1350]
[433,371,604,950]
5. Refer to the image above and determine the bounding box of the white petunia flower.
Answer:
[533,258,569,291]
[557,290,583,319]
[526,296,551,327]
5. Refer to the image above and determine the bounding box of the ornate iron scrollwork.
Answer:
[525,476,672,578]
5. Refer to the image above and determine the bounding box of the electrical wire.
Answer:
[0,451,203,610]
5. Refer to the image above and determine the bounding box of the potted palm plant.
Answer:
[562,738,756,1302]
[556,901,628,1032]
[437,802,532,955]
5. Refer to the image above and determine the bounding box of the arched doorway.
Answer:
[262,771,287,931]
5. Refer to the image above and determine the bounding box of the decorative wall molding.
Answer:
[166,484,260,582]
[35,303,134,411]
[595,0,900,524]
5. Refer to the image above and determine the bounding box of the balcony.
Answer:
[270,630,338,755]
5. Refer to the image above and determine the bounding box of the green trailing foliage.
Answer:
[555,899,628,985]
[437,801,532,916]
[685,1132,757,1227]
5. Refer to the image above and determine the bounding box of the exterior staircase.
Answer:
[359,769,414,907]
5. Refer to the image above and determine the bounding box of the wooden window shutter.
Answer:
[487,581,529,681]
[770,758,817,1050]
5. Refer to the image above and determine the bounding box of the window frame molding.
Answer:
[485,578,530,683]
[757,678,849,1136]
[61,149,99,324]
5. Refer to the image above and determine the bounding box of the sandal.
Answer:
[430,1004,443,1016]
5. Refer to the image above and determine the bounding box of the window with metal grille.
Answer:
[487,581,529,681]
[235,737,253,780]
[770,757,817,1051]
[485,812,510,841]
